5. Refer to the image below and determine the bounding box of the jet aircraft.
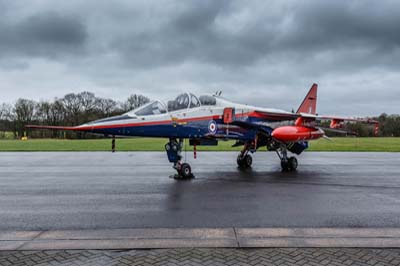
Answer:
[27,84,378,179]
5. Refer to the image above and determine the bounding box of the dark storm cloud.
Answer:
[0,0,399,115]
[111,1,237,68]
[289,2,400,49]
[110,0,281,68]
[0,12,87,59]
[109,0,400,72]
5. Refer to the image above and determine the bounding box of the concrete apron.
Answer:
[1,228,400,250]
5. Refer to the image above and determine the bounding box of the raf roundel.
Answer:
[208,120,217,134]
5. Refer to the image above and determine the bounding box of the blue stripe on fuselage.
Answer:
[89,116,279,140]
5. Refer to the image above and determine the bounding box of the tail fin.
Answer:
[296,83,318,114]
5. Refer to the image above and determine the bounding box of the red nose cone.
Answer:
[272,126,324,142]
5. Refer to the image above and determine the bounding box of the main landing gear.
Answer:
[276,147,298,172]
[237,144,253,169]
[165,138,194,180]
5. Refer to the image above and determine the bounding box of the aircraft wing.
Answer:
[316,116,379,128]
[246,111,378,127]
[250,110,299,121]
[317,116,378,123]
[318,116,379,136]
[231,120,273,136]
[251,111,378,124]
[239,110,379,137]
[26,125,82,131]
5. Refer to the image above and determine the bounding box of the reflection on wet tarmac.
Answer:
[0,152,399,230]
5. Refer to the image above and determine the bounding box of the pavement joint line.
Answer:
[15,241,27,251]
[33,230,47,240]
[233,227,240,248]
[0,231,43,251]
[16,230,48,250]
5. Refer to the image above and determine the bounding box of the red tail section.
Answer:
[296,83,318,115]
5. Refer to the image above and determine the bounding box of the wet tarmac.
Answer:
[0,152,399,230]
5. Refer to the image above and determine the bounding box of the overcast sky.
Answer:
[0,0,399,116]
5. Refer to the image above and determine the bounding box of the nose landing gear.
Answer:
[165,138,194,180]
[176,162,192,179]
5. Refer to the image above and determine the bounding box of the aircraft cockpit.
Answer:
[134,101,167,116]
[199,95,216,106]
[167,93,202,112]
[167,93,216,112]
[131,93,217,116]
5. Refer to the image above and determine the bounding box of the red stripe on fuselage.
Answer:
[36,111,294,132]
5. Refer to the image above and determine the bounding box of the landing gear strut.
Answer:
[237,144,253,169]
[165,138,194,179]
[276,147,298,172]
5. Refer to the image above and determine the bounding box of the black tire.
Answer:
[180,163,192,179]
[237,154,252,168]
[288,157,298,171]
[244,154,252,168]
[281,160,289,172]
[237,155,245,168]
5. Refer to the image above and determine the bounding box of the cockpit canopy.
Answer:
[199,95,216,106]
[130,93,217,116]
[167,93,202,112]
[134,101,167,116]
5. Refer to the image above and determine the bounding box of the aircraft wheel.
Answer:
[244,154,252,168]
[237,155,245,168]
[281,160,289,172]
[237,154,252,168]
[288,157,298,171]
[179,163,192,179]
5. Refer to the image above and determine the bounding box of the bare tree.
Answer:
[14,99,36,137]
[79,92,97,112]
[122,94,150,112]
[62,93,82,125]
[49,99,66,126]
[0,103,14,137]
[97,98,118,117]
[36,101,51,123]
[0,103,14,121]
[0,91,151,139]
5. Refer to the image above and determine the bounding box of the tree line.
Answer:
[0,92,149,139]
[0,92,399,138]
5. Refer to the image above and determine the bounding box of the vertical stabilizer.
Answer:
[296,83,318,114]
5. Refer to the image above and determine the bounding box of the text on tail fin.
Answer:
[297,83,318,114]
